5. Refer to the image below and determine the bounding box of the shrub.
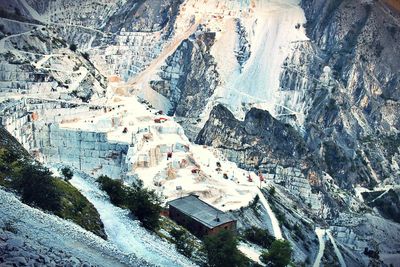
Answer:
[243,226,275,249]
[0,132,105,238]
[126,180,162,231]
[260,240,292,267]
[61,166,73,181]
[82,52,90,60]
[269,186,276,196]
[203,230,248,267]
[97,175,127,206]
[69,43,77,52]
[170,228,195,257]
[12,164,62,212]
[97,176,162,231]
[250,195,260,216]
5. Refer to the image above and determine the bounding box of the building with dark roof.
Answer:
[168,195,236,238]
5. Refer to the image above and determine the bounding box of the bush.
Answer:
[9,164,105,237]
[203,230,248,267]
[97,175,127,206]
[1,128,105,237]
[243,226,275,249]
[126,180,162,231]
[61,166,73,181]
[170,228,195,258]
[260,240,292,267]
[97,176,162,231]
[69,43,77,52]
[269,186,276,196]
[12,164,62,212]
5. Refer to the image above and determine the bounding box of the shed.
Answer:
[168,195,236,238]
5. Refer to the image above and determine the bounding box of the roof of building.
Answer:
[168,195,235,229]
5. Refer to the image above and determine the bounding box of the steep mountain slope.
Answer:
[0,127,106,239]
[292,0,400,188]
[1,0,400,266]
[0,188,149,267]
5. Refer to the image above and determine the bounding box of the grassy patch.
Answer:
[53,178,105,238]
[0,130,105,239]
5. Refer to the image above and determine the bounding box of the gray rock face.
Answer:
[196,104,312,172]
[0,21,107,103]
[102,0,182,36]
[362,188,400,223]
[151,30,219,118]
[234,19,251,72]
[274,0,400,188]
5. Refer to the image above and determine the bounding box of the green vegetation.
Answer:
[61,166,73,181]
[260,240,292,267]
[249,195,260,217]
[170,228,195,258]
[69,43,77,52]
[242,226,275,249]
[0,147,105,238]
[203,230,249,267]
[269,186,276,196]
[97,175,127,206]
[158,216,205,264]
[11,163,62,212]
[127,180,162,231]
[96,175,161,231]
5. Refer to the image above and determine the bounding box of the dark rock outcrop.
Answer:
[151,30,219,118]
[196,104,314,173]
[362,189,400,223]
[234,19,251,71]
[103,0,182,35]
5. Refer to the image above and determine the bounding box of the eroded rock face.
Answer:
[150,30,219,117]
[362,188,400,223]
[274,0,400,188]
[234,19,251,72]
[102,0,182,35]
[196,104,312,172]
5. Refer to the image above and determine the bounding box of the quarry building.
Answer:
[168,195,236,238]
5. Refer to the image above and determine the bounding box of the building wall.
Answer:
[169,206,236,238]
[169,206,210,238]
[207,221,236,236]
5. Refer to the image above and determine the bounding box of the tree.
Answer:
[243,226,275,249]
[61,167,73,181]
[0,148,19,175]
[12,164,62,212]
[269,186,276,196]
[126,180,161,231]
[203,230,248,267]
[170,228,194,258]
[96,176,162,231]
[69,43,77,52]
[260,240,292,267]
[96,175,127,206]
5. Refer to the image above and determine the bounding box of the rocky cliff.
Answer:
[1,0,400,265]
[196,104,311,171]
[291,0,400,188]
[150,30,219,117]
